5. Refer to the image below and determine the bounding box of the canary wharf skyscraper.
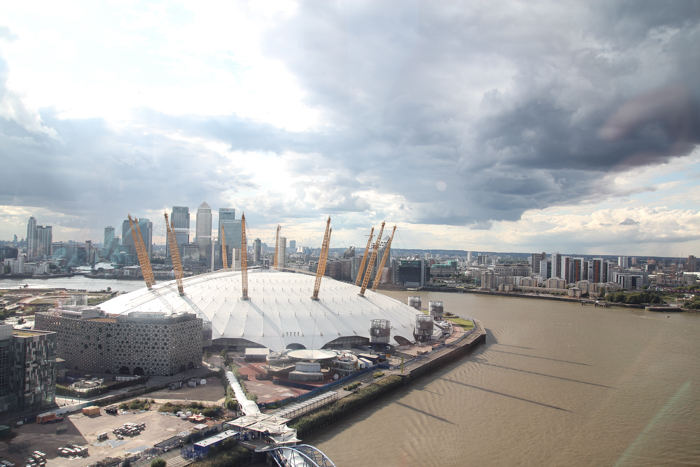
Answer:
[196,202,212,253]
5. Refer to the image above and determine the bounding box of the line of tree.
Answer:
[606,290,664,304]
[290,375,403,437]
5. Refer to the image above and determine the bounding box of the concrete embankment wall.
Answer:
[400,320,486,385]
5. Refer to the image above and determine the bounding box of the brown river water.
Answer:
[303,291,700,467]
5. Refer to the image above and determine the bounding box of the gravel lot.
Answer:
[0,400,225,467]
[148,377,226,403]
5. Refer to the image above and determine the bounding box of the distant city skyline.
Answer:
[1,2,699,255]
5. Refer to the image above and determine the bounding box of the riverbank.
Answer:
[288,319,487,437]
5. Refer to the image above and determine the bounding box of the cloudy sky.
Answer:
[1,0,699,255]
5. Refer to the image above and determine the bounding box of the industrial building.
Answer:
[34,307,203,376]
[98,269,425,351]
[0,322,57,416]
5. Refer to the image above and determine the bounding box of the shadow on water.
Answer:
[442,378,572,412]
[394,402,456,425]
[489,349,591,366]
[474,359,614,389]
[493,343,535,350]
[488,333,535,350]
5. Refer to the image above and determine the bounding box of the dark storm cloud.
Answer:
[258,0,700,225]
[2,1,699,235]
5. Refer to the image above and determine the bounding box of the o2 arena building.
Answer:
[99,269,423,352]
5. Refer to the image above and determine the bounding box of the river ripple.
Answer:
[306,290,700,467]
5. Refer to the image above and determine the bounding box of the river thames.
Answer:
[305,290,700,467]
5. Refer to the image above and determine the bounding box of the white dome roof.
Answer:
[100,269,420,350]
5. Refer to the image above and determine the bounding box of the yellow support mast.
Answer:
[128,214,155,289]
[359,221,385,296]
[241,213,249,300]
[221,225,228,269]
[355,227,374,286]
[273,225,281,270]
[311,217,332,300]
[372,225,396,292]
[164,213,185,296]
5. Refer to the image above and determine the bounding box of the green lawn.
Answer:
[445,316,475,330]
[420,309,475,330]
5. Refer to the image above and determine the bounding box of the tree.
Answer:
[150,458,166,467]
[122,459,131,467]
[203,349,211,359]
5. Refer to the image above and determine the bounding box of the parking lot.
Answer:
[0,403,222,467]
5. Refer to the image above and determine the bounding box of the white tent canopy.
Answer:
[100,269,422,350]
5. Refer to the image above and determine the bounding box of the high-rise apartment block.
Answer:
[0,322,57,417]
[26,217,37,258]
[36,226,53,259]
[688,255,697,272]
[531,252,546,275]
[26,217,52,259]
[289,240,297,251]
[551,252,562,279]
[253,238,262,264]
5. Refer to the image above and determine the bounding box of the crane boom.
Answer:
[221,225,228,269]
[372,225,396,292]
[311,217,332,300]
[128,214,155,289]
[359,221,385,296]
[273,225,281,270]
[241,213,249,300]
[355,227,374,286]
[164,213,185,296]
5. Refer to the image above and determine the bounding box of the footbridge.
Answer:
[225,371,336,466]
[267,444,337,467]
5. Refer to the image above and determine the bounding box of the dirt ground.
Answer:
[148,377,226,404]
[0,380,227,467]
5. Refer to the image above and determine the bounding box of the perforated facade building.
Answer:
[35,307,202,376]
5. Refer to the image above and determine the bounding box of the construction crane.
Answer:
[273,225,281,270]
[221,225,228,269]
[359,221,385,296]
[128,214,155,289]
[311,217,332,300]
[241,213,249,300]
[372,225,396,292]
[355,227,374,286]
[164,213,185,296]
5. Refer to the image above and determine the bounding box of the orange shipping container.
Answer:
[82,407,100,416]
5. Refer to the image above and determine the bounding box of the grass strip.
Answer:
[289,375,403,437]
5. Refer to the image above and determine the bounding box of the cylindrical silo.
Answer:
[429,301,444,320]
[408,296,422,310]
[370,319,391,344]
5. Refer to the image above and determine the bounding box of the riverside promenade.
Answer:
[391,318,486,385]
